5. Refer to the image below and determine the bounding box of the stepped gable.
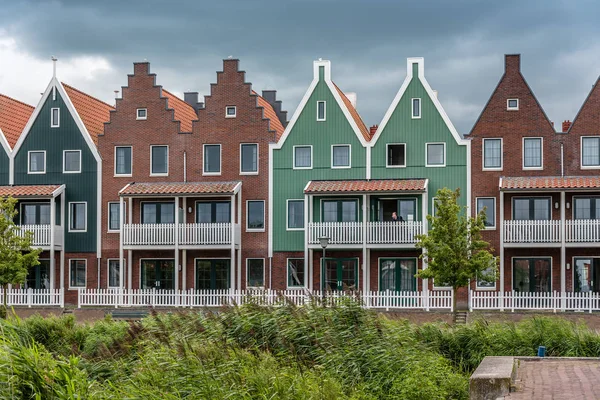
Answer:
[162,89,198,132]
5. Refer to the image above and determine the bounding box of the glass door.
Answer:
[141,260,175,289]
[379,258,416,292]
[378,199,417,222]
[513,258,551,292]
[574,258,600,292]
[322,258,357,291]
[195,259,230,290]
[26,259,50,289]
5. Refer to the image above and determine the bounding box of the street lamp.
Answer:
[319,236,330,298]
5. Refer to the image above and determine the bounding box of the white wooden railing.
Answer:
[367,221,423,244]
[469,290,600,312]
[179,223,232,245]
[123,223,235,246]
[308,222,363,244]
[565,219,600,243]
[0,288,64,307]
[503,220,561,243]
[78,288,454,310]
[16,224,52,246]
[123,223,175,246]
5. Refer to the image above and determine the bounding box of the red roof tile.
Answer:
[501,176,600,190]
[305,179,427,194]
[62,83,113,145]
[0,185,62,198]
[162,89,198,132]
[120,181,241,196]
[0,94,34,148]
[253,91,285,140]
[333,83,371,142]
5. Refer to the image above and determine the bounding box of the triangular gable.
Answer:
[272,59,369,149]
[371,57,466,146]
[568,76,600,134]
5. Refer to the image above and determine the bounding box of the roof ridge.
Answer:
[0,94,34,111]
[61,82,114,109]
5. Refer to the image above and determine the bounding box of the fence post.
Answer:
[450,288,454,313]
[385,289,390,312]
[424,287,429,312]
[499,290,504,312]
[468,289,473,312]
[77,289,81,309]
[60,288,64,308]
[27,288,32,308]
[590,290,593,314]
[511,291,515,313]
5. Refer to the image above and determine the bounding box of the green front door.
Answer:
[379,258,417,292]
[141,260,175,289]
[196,259,230,290]
[322,258,357,291]
[26,259,50,289]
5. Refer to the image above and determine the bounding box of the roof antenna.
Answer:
[51,56,58,78]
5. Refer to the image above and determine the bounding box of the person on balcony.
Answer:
[391,212,404,222]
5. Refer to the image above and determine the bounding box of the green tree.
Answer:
[416,188,496,313]
[0,196,41,316]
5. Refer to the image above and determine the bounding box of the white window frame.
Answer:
[246,200,265,232]
[476,197,496,230]
[69,259,87,289]
[51,107,60,128]
[68,201,87,233]
[246,258,265,289]
[27,150,46,174]
[431,197,438,217]
[316,101,326,121]
[286,199,305,231]
[239,143,259,175]
[62,150,82,174]
[286,258,306,289]
[150,145,169,177]
[425,142,446,167]
[507,99,519,111]
[331,144,351,169]
[136,108,147,120]
[580,136,600,170]
[482,138,503,171]
[432,280,452,291]
[411,98,421,119]
[522,137,543,170]
[108,202,124,233]
[386,143,407,168]
[225,106,237,118]
[203,144,222,176]
[293,145,313,170]
[107,259,123,289]
[476,258,497,290]
[114,146,133,177]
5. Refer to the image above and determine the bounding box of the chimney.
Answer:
[184,92,203,114]
[505,54,521,73]
[261,90,288,127]
[345,92,357,108]
[370,125,378,137]
[562,120,572,132]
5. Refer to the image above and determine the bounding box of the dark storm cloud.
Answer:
[1,0,599,133]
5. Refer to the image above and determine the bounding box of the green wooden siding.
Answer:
[370,62,467,211]
[0,150,8,185]
[13,90,98,253]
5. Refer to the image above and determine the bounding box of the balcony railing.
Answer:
[123,223,235,247]
[179,223,233,246]
[308,222,363,245]
[565,219,600,243]
[15,224,63,247]
[503,220,561,244]
[367,221,423,244]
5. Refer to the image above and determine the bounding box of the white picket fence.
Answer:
[469,290,600,312]
[0,288,64,307]
[78,288,454,310]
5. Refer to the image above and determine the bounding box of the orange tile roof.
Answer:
[62,83,113,146]
[305,179,427,194]
[0,94,34,149]
[119,181,241,196]
[0,185,62,198]
[162,89,198,132]
[253,91,285,140]
[501,176,600,190]
[333,83,370,142]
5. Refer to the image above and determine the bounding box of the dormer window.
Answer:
[51,108,60,127]
[507,99,519,110]
[136,108,147,120]
[226,106,236,118]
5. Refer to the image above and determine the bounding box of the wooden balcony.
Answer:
[15,224,63,250]
[367,221,424,246]
[503,220,561,246]
[565,219,600,245]
[308,221,424,248]
[123,223,239,249]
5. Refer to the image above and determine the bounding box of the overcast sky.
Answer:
[1,0,599,134]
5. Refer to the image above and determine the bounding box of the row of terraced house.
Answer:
[1,53,600,310]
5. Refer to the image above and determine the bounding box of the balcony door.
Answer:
[141,260,174,289]
[574,197,600,220]
[322,258,357,291]
[322,200,358,222]
[196,201,231,223]
[513,258,551,292]
[25,259,50,289]
[142,202,175,224]
[21,203,51,225]
[195,259,230,290]
[378,199,416,222]
[574,258,600,292]
[379,258,416,292]
[512,197,551,220]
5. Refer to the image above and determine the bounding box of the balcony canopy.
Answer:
[304,179,428,194]
[119,181,242,197]
[500,176,600,191]
[0,184,64,199]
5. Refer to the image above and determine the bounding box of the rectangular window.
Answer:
[247,259,265,287]
[507,99,519,110]
[226,106,236,118]
[574,197,600,220]
[386,144,406,167]
[247,200,265,231]
[287,259,305,288]
[398,199,416,222]
[28,151,46,174]
[115,146,132,175]
[513,197,551,220]
[21,203,51,225]
[411,98,421,119]
[476,197,496,229]
[108,259,121,288]
[317,101,326,121]
[523,138,542,169]
[426,143,445,167]
[477,260,497,290]
[196,201,231,223]
[483,138,502,169]
[108,202,124,231]
[69,260,86,288]
[582,137,600,167]
[287,200,304,229]
[142,202,175,224]
[293,146,312,169]
[150,145,168,175]
[63,150,81,173]
[322,200,358,222]
[513,258,551,292]
[203,144,221,174]
[240,143,258,174]
[332,145,350,168]
[51,108,60,127]
[69,202,87,232]
[136,108,147,120]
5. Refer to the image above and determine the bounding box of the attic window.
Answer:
[411,98,421,119]
[51,108,60,128]
[136,108,147,120]
[226,106,236,118]
[507,99,519,110]
[317,101,326,121]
